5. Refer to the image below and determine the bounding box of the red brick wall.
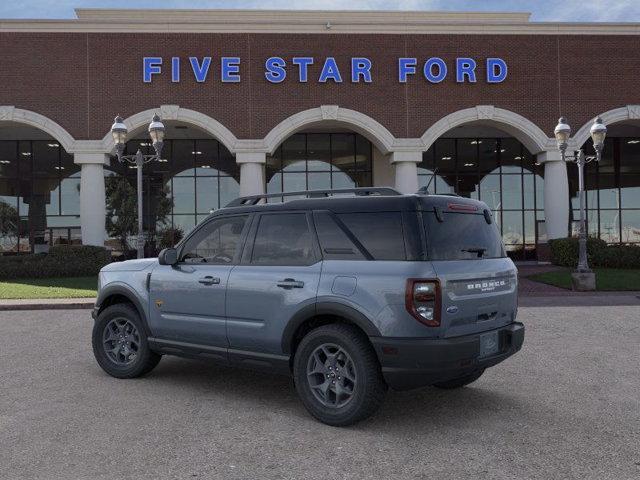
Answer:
[0,32,638,142]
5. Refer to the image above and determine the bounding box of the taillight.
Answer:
[405,279,441,327]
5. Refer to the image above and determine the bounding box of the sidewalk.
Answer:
[0,298,95,311]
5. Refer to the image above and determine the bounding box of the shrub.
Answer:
[157,227,184,250]
[0,245,112,280]
[549,237,640,269]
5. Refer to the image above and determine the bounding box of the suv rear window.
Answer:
[423,211,505,260]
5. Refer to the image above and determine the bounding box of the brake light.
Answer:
[448,203,478,212]
[405,279,441,327]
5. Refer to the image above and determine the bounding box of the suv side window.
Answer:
[180,215,248,264]
[313,211,366,260]
[337,212,406,260]
[251,213,316,266]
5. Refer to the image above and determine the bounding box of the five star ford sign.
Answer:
[142,56,508,84]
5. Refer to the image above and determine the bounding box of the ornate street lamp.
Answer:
[553,116,607,289]
[111,114,165,259]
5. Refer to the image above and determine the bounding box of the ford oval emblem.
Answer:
[446,305,459,314]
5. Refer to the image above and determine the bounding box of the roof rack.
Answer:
[225,187,401,207]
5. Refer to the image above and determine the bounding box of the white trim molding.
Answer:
[420,105,553,154]
[0,106,76,152]
[571,105,640,150]
[100,105,239,155]
[263,105,397,155]
[1,10,639,35]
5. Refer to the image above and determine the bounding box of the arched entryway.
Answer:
[262,106,395,198]
[0,109,79,253]
[570,107,640,245]
[419,107,553,259]
[105,120,239,255]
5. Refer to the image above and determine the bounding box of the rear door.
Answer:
[423,208,518,338]
[148,214,250,349]
[226,211,322,357]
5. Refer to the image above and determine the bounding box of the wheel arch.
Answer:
[282,302,381,356]
[96,284,151,337]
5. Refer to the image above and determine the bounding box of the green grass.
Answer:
[528,268,640,291]
[0,276,98,299]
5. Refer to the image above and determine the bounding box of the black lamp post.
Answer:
[111,114,165,259]
[553,116,607,288]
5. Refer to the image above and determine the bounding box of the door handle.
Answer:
[198,276,221,285]
[277,278,305,289]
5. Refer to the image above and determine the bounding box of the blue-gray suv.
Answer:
[91,188,524,426]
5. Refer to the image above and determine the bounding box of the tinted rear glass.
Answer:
[423,212,505,260]
[337,212,406,260]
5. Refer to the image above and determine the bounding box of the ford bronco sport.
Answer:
[92,187,524,426]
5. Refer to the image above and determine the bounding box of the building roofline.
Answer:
[0,9,638,35]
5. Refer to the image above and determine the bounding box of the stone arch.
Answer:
[100,105,239,155]
[572,105,640,149]
[0,106,76,152]
[420,105,552,155]
[263,105,397,155]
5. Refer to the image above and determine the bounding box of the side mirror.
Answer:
[158,248,178,266]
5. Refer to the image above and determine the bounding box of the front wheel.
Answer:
[293,324,387,427]
[92,303,161,379]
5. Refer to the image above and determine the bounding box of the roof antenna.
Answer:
[418,167,439,195]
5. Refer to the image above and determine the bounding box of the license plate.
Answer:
[480,331,499,358]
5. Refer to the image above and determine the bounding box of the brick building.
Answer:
[0,9,639,257]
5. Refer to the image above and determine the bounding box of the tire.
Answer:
[293,324,387,427]
[92,303,161,379]
[432,369,485,390]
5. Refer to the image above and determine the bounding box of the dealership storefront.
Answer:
[0,9,639,258]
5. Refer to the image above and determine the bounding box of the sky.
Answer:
[0,0,639,22]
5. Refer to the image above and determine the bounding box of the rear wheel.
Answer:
[433,369,484,389]
[293,324,387,426]
[92,303,161,379]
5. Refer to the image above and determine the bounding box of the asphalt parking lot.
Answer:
[1,306,639,480]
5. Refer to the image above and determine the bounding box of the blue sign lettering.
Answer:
[456,58,477,83]
[143,56,508,85]
[351,58,372,83]
[487,58,508,83]
[424,57,447,83]
[292,57,314,82]
[221,57,241,83]
[143,57,162,83]
[171,57,180,83]
[265,56,287,83]
[319,57,342,83]
[189,57,211,83]
[398,58,417,83]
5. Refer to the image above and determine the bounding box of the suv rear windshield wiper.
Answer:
[461,247,487,258]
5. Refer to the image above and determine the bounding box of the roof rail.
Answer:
[225,187,401,207]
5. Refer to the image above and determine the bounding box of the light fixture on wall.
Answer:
[110,113,166,259]
[552,116,607,289]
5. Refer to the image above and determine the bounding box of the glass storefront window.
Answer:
[0,139,81,253]
[107,138,240,251]
[420,137,543,258]
[570,136,640,244]
[266,133,373,196]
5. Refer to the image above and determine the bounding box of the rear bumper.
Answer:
[371,322,524,391]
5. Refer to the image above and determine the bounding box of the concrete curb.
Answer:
[0,299,95,311]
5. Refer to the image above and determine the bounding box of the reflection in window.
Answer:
[0,140,80,253]
[266,133,372,198]
[570,136,640,244]
[420,137,544,258]
[107,138,240,251]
